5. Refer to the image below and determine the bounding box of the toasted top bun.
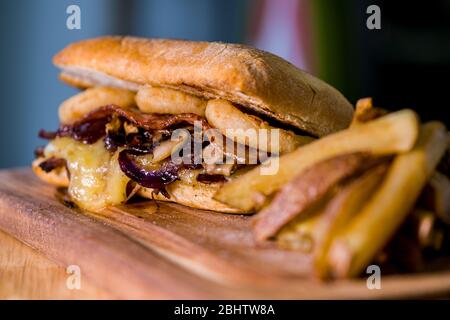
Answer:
[54,36,353,137]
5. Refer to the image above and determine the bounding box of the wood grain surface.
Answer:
[0,229,112,299]
[0,168,449,299]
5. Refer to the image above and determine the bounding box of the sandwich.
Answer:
[33,36,354,213]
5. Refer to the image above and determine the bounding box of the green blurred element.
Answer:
[310,0,356,102]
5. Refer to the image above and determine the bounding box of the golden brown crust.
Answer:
[54,36,353,137]
[138,182,248,214]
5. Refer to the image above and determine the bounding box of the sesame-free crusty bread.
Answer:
[54,36,353,137]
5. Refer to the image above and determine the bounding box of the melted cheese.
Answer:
[44,137,129,212]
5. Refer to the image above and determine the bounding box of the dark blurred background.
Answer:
[1,0,449,168]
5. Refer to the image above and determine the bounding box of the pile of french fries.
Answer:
[215,98,450,280]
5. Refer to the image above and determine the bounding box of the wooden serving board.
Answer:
[0,229,112,299]
[0,168,450,299]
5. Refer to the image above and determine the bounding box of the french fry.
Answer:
[205,99,314,153]
[327,122,447,278]
[252,152,385,241]
[215,109,419,211]
[351,97,386,127]
[351,97,373,127]
[277,210,324,253]
[313,163,389,279]
[276,162,388,277]
[356,97,373,109]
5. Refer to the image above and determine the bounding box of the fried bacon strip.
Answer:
[40,104,210,144]
[74,104,210,131]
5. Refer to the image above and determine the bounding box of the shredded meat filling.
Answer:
[37,105,230,199]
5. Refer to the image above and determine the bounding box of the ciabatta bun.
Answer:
[54,36,353,137]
